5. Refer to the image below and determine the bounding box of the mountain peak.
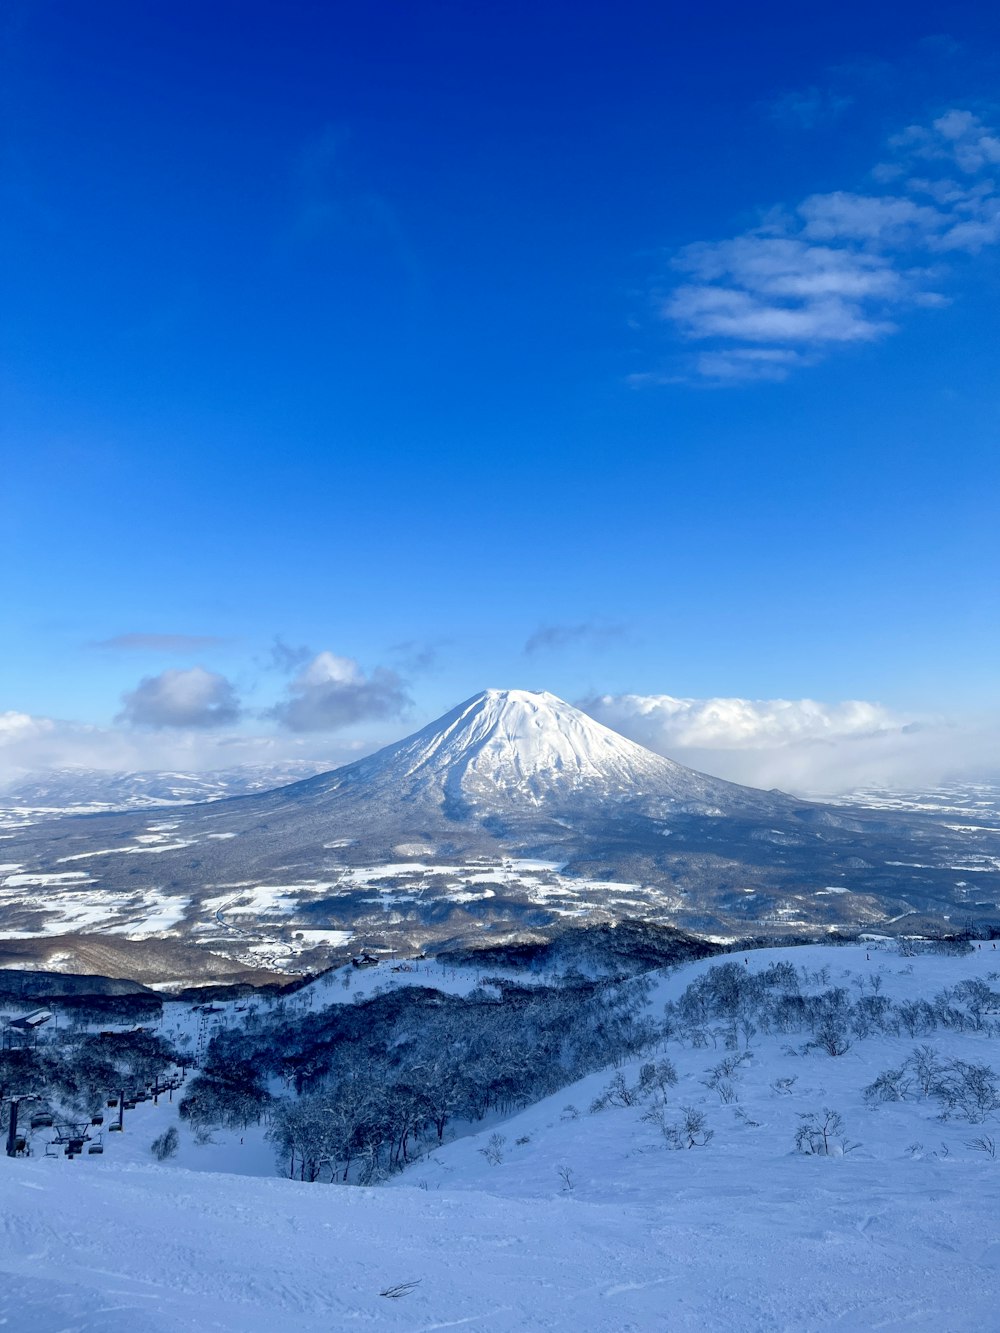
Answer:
[345,686,697,808]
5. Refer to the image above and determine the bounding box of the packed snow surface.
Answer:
[2,942,1000,1329]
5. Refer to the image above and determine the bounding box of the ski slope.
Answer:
[1,941,999,1330]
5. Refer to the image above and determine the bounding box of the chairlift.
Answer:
[30,1112,54,1129]
[91,1114,104,1126]
[108,1123,123,1132]
[87,1142,104,1155]
[107,1098,118,1108]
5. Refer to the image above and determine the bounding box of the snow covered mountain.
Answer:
[0,761,332,821]
[273,688,789,820]
[4,688,1000,982]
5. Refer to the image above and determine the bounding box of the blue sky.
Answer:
[2,1,1000,789]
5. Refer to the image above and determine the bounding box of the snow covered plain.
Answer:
[2,940,1000,1330]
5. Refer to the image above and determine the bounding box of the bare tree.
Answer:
[794,1108,859,1156]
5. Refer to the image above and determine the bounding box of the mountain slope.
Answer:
[3,689,1000,981]
[253,688,795,822]
[1,942,998,1331]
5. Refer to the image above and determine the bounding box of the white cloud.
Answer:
[892,110,1000,174]
[655,108,1000,380]
[0,711,370,788]
[0,711,58,746]
[0,652,411,782]
[118,667,242,729]
[580,692,1000,795]
[692,347,807,382]
[271,652,410,732]
[1,689,997,798]
[797,191,949,245]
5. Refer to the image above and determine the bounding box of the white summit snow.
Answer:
[317,688,773,813]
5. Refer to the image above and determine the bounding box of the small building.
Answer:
[8,1009,52,1031]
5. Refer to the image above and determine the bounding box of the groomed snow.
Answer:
[1,943,999,1328]
[2,1141,996,1333]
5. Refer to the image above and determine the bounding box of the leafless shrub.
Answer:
[644,1103,713,1150]
[478,1132,506,1165]
[864,1067,913,1106]
[812,1021,852,1057]
[965,1135,997,1158]
[932,1061,1000,1123]
[908,1045,947,1097]
[380,1280,421,1299]
[637,1059,679,1097]
[733,1106,760,1128]
[150,1126,179,1161]
[795,1108,858,1157]
[591,1070,641,1112]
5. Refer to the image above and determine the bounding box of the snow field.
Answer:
[1,942,1000,1329]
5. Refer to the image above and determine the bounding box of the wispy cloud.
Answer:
[650,109,1000,381]
[288,124,420,286]
[92,633,228,653]
[764,85,854,129]
[117,667,242,729]
[388,639,448,675]
[524,623,626,656]
[268,636,313,674]
[271,652,410,732]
